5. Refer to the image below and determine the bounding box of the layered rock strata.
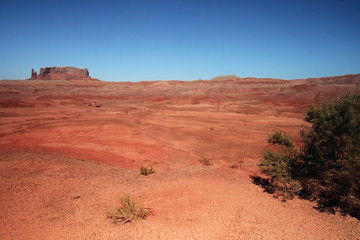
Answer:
[30,66,92,80]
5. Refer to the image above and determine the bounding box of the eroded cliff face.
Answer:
[30,66,92,80]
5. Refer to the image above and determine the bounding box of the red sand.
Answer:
[0,76,359,239]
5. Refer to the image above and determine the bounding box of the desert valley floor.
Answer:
[1,75,360,239]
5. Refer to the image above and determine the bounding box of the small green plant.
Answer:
[106,195,148,224]
[267,131,295,148]
[199,157,212,166]
[260,132,301,199]
[140,166,154,176]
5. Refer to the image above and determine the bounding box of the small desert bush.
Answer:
[301,94,360,217]
[106,195,147,224]
[261,132,301,199]
[260,94,360,218]
[199,157,212,166]
[267,131,295,148]
[140,166,154,176]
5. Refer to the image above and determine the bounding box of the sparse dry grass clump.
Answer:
[199,157,212,166]
[140,166,154,176]
[106,195,148,224]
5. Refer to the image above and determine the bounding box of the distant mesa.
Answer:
[211,75,241,81]
[29,66,95,80]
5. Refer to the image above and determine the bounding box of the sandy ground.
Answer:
[0,78,359,239]
[1,151,359,240]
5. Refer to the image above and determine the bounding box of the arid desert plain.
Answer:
[1,70,360,239]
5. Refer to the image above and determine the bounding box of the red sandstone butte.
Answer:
[29,66,96,80]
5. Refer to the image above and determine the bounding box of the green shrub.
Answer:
[267,131,295,148]
[301,94,360,217]
[260,132,301,198]
[106,195,147,224]
[140,166,154,176]
[260,94,360,218]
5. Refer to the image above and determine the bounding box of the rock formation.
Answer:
[31,69,37,79]
[30,66,93,80]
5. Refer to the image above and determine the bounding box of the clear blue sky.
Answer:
[1,0,359,81]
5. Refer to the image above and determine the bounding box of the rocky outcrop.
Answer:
[31,69,38,79]
[30,66,93,80]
